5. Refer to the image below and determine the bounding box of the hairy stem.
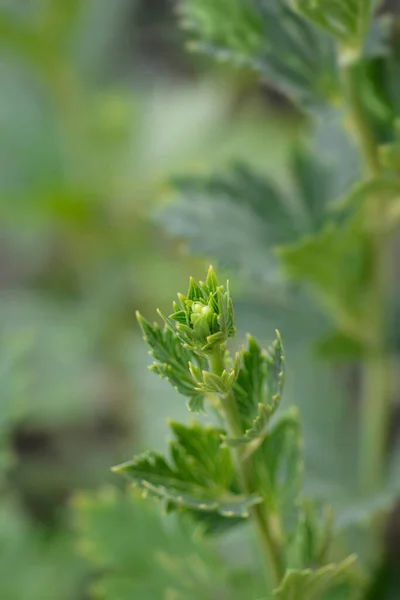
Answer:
[341,61,391,492]
[209,346,286,587]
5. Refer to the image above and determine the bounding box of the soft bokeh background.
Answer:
[1,1,396,599]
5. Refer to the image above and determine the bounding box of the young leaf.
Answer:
[190,352,241,396]
[289,501,334,569]
[272,555,358,600]
[136,312,207,412]
[113,422,261,520]
[157,267,235,355]
[225,332,284,447]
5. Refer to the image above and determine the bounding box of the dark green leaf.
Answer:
[225,332,284,447]
[159,153,349,283]
[113,422,261,520]
[179,0,337,109]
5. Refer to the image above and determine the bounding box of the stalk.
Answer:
[341,61,391,493]
[209,346,286,586]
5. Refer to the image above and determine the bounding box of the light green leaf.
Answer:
[190,352,241,396]
[289,501,334,569]
[273,555,358,600]
[157,266,235,356]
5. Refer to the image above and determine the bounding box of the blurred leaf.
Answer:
[255,409,302,537]
[160,159,332,281]
[0,8,47,68]
[179,0,337,109]
[294,0,377,50]
[278,214,371,345]
[314,330,365,359]
[363,15,393,59]
[289,501,334,569]
[273,555,358,600]
[0,501,85,600]
[75,487,237,600]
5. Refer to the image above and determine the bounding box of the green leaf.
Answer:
[363,15,392,58]
[179,0,337,109]
[0,9,48,69]
[272,555,358,600]
[113,422,261,520]
[0,501,85,600]
[136,312,207,412]
[159,156,344,282]
[278,214,371,345]
[255,409,303,537]
[74,488,228,600]
[289,501,334,569]
[294,0,377,50]
[190,352,241,396]
[225,332,284,447]
[314,329,365,359]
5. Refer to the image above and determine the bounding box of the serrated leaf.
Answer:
[159,158,339,282]
[179,0,337,109]
[113,422,260,521]
[273,555,358,600]
[136,312,207,412]
[227,332,285,447]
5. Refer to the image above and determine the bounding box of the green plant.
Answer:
[107,267,360,599]
[92,0,400,597]
[161,0,400,503]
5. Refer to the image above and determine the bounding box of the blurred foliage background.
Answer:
[1,1,399,599]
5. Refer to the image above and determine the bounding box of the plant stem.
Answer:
[209,347,286,587]
[341,61,391,493]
